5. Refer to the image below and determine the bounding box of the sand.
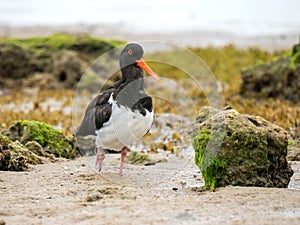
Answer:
[1,151,300,225]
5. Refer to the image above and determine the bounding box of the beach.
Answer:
[1,153,300,224]
[1,1,300,223]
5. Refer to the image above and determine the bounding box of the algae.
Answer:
[192,129,227,190]
[193,128,272,189]
[1,34,124,53]
[0,134,41,171]
[6,120,76,159]
[126,151,150,165]
[290,51,300,69]
[193,107,293,190]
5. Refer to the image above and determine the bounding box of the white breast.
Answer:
[95,94,154,150]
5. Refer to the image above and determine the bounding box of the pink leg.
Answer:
[119,147,127,176]
[95,147,105,172]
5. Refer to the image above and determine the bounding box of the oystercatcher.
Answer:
[75,43,161,175]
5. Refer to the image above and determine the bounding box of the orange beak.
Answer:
[136,58,162,83]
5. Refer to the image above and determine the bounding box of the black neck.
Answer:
[120,64,144,82]
[113,64,145,108]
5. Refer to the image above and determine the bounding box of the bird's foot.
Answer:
[119,147,127,176]
[95,147,105,172]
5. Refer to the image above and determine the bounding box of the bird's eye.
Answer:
[128,50,133,55]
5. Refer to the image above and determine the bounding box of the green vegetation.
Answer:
[126,151,150,164]
[192,129,227,190]
[7,120,76,158]
[192,106,293,190]
[0,33,124,52]
[0,134,40,171]
[148,45,286,92]
[146,45,296,122]
[193,127,271,190]
[290,51,300,69]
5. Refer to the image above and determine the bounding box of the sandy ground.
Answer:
[1,148,300,225]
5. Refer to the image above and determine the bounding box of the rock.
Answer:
[21,73,58,89]
[0,35,121,90]
[192,106,293,190]
[67,38,118,58]
[0,120,75,171]
[291,40,300,67]
[24,141,56,162]
[52,51,88,89]
[240,41,300,102]
[0,134,41,171]
[0,44,34,80]
[4,120,77,159]
[287,146,300,161]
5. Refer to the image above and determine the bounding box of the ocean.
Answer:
[0,0,299,37]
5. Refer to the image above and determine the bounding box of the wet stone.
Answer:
[192,106,293,190]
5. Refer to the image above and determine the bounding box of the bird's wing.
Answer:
[74,90,113,137]
[132,93,153,116]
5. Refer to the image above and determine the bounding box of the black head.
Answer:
[119,43,161,83]
[119,43,144,68]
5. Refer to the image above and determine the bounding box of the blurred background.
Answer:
[0,0,299,49]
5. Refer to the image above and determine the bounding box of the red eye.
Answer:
[128,50,133,54]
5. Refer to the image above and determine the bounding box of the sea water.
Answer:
[0,0,299,36]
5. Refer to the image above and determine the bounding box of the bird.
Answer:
[75,43,161,175]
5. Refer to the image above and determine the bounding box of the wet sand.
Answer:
[0,150,300,225]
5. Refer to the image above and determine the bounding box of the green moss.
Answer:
[8,140,40,164]
[288,140,295,146]
[0,134,12,146]
[192,129,211,166]
[12,120,76,158]
[0,134,41,171]
[126,151,150,164]
[0,34,124,51]
[0,34,125,61]
[147,45,285,92]
[192,129,227,190]
[290,52,300,69]
[193,127,273,190]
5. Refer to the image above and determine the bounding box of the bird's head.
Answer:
[120,43,161,83]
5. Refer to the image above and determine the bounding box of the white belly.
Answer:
[95,102,154,150]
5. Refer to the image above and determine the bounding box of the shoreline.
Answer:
[0,24,299,51]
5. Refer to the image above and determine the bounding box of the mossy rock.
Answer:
[0,134,41,171]
[1,34,124,53]
[0,43,34,79]
[290,51,300,69]
[53,50,88,89]
[4,120,76,159]
[241,41,300,102]
[0,34,125,89]
[192,106,293,190]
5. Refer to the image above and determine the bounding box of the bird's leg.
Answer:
[95,147,105,172]
[119,147,127,176]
